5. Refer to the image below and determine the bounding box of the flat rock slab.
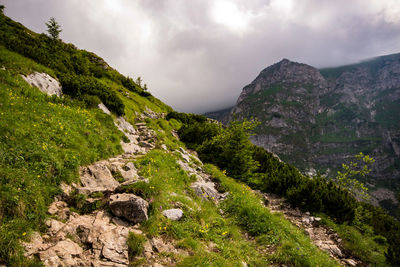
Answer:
[109,193,149,223]
[21,72,62,97]
[191,180,221,201]
[78,162,120,194]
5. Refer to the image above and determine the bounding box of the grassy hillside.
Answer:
[0,46,338,266]
[0,11,399,267]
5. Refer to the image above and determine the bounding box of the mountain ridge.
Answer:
[211,54,400,216]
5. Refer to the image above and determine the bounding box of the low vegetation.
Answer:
[124,149,337,266]
[168,111,400,266]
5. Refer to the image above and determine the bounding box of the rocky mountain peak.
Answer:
[234,58,327,110]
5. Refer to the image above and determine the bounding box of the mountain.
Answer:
[1,11,400,267]
[223,56,400,215]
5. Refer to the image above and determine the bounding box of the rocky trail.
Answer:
[260,193,360,266]
[23,106,225,267]
[23,105,360,266]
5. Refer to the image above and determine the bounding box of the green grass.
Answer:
[127,232,147,261]
[0,45,56,77]
[131,150,268,265]
[205,164,338,267]
[0,48,123,266]
[126,148,338,266]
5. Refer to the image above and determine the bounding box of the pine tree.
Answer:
[46,17,62,40]
[136,77,142,87]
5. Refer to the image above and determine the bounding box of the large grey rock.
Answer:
[21,72,62,97]
[116,117,136,135]
[162,209,183,221]
[109,193,149,223]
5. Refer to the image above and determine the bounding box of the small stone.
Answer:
[60,182,73,198]
[162,209,183,221]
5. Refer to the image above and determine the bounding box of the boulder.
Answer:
[21,72,62,97]
[109,194,149,223]
[162,209,183,221]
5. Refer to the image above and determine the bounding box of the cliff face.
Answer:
[228,55,400,213]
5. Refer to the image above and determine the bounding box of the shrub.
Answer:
[81,94,101,109]
[59,74,125,115]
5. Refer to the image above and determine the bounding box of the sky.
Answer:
[2,0,400,113]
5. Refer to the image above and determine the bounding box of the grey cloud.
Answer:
[2,0,400,113]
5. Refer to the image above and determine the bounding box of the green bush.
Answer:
[166,111,207,124]
[59,74,125,116]
[81,94,101,109]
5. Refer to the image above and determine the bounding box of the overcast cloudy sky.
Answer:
[3,0,400,113]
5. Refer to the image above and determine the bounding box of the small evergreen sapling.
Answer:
[46,17,62,40]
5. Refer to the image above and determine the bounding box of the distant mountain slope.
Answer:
[204,106,233,124]
[225,56,400,216]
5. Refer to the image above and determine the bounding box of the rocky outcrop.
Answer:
[21,72,62,97]
[24,210,138,266]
